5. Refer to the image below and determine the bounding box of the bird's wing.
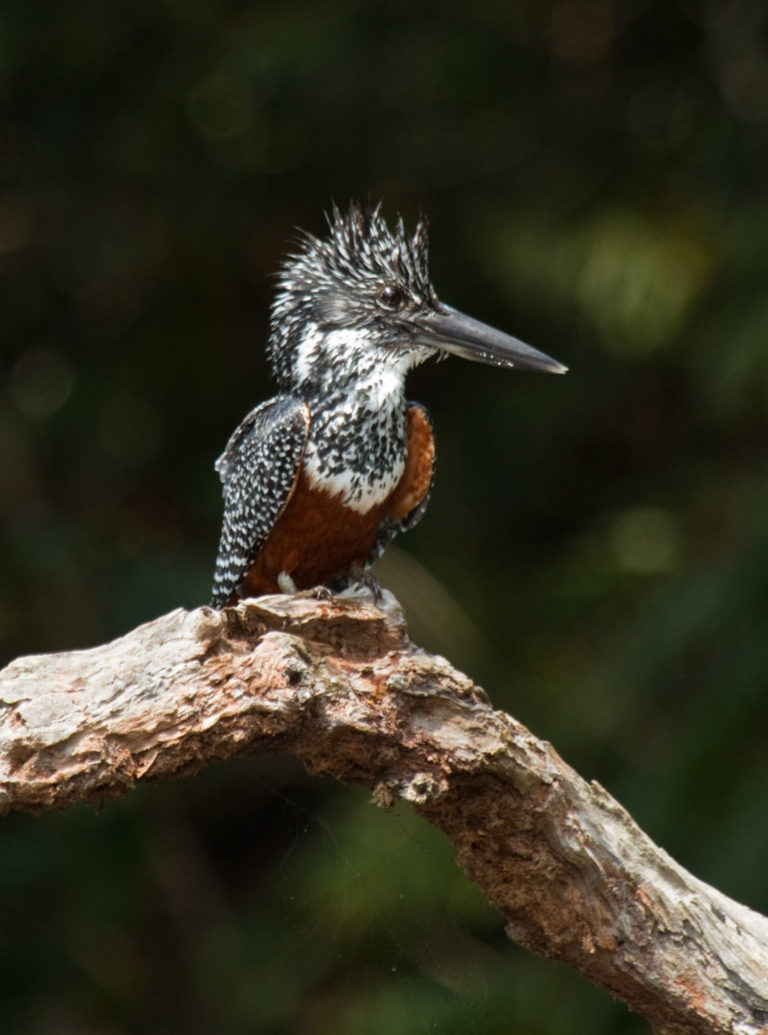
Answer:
[210,395,310,607]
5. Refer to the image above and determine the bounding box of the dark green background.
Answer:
[2,2,767,1032]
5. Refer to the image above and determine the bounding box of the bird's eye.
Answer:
[377,284,405,309]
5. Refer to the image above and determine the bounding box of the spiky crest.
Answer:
[267,202,436,390]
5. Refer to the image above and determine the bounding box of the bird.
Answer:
[210,202,566,609]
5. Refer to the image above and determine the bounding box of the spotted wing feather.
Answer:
[211,395,310,607]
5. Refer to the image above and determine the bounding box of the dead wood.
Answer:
[1,591,767,1035]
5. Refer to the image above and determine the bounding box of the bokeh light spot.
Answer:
[9,347,74,419]
[610,506,681,574]
[576,211,711,357]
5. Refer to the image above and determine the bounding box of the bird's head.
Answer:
[268,202,565,394]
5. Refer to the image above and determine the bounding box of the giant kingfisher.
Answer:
[210,203,566,608]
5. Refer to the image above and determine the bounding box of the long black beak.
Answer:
[412,304,567,374]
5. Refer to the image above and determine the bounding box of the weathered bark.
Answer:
[1,591,766,1035]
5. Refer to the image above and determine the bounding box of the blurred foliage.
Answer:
[2,0,768,1031]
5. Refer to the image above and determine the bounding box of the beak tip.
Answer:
[515,356,568,375]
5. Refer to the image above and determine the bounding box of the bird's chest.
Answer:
[302,394,408,513]
[237,402,434,598]
[240,472,385,596]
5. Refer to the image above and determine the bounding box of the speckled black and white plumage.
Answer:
[267,203,439,512]
[210,396,309,607]
[268,203,436,394]
[210,203,438,606]
[210,202,564,606]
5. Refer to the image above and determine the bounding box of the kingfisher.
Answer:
[210,203,565,608]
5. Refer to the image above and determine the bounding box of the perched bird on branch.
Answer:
[211,203,565,608]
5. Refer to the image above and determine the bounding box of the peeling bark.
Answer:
[1,591,766,1035]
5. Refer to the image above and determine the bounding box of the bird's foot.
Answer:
[336,566,383,604]
[359,571,383,603]
[277,571,335,600]
[309,584,334,601]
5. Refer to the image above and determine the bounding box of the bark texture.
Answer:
[1,591,767,1035]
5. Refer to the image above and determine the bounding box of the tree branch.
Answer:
[1,592,766,1034]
